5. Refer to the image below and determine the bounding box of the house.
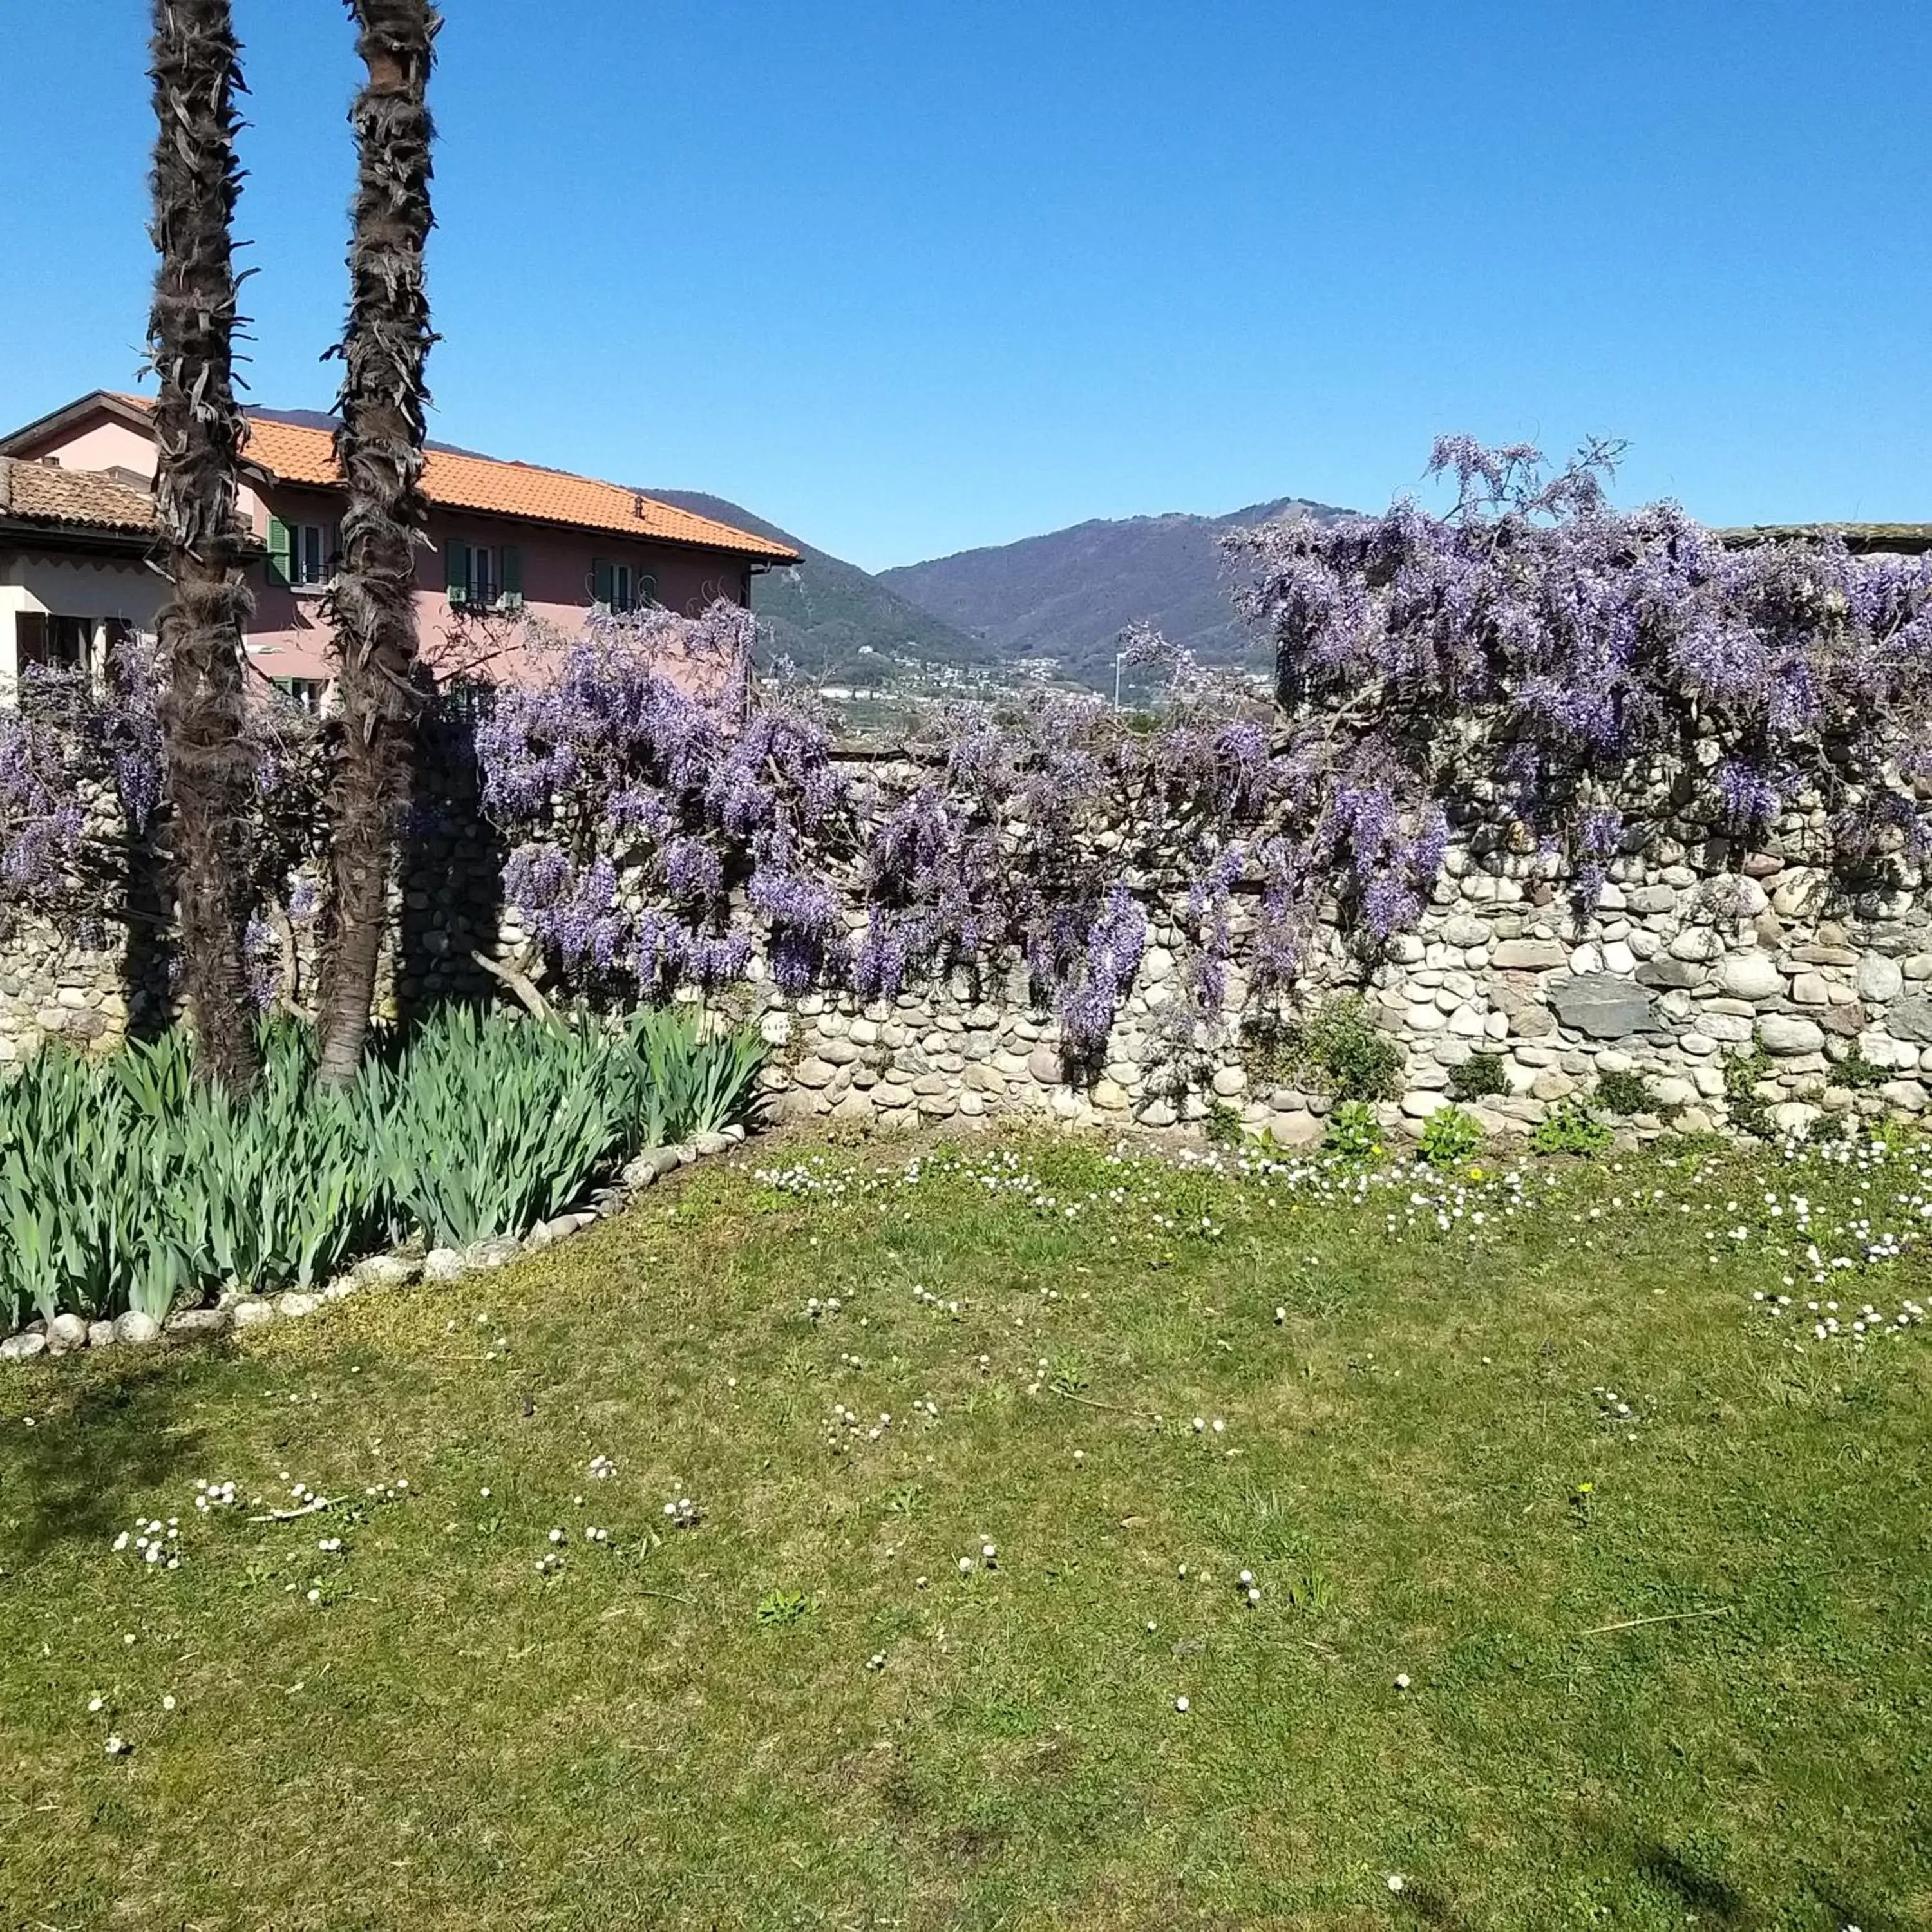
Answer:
[0,390,799,706]
[0,455,171,694]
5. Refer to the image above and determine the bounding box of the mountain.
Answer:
[639,489,992,686]
[878,495,1349,688]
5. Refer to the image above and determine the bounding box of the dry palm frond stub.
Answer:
[146,0,262,1095]
[318,0,442,1086]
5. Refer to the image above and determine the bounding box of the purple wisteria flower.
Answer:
[1227,435,1932,964]
[20,447,1924,1086]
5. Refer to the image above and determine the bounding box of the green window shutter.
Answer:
[265,516,292,589]
[501,545,524,605]
[591,558,612,609]
[445,543,469,607]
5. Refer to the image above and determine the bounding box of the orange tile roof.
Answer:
[0,457,156,534]
[108,396,796,561]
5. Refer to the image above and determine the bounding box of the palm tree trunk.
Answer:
[316,0,440,1088]
[146,0,260,1096]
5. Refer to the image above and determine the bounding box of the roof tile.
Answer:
[108,399,795,561]
[0,457,156,534]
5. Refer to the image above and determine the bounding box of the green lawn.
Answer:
[2,1126,1929,1929]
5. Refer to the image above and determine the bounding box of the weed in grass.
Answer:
[1590,1383,1645,1435]
[1419,1101,1484,1168]
[1282,1567,1335,1616]
[1047,1350,1091,1395]
[755,1588,817,1628]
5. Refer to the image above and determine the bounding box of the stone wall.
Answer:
[7,741,1931,1142]
[745,841,1932,1142]
[0,729,506,1067]
[0,913,140,1064]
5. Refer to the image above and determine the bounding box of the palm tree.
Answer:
[146,0,260,1095]
[316,0,440,1088]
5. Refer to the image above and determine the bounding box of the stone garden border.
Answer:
[0,1125,747,1365]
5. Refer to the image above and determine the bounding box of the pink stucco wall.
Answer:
[248,486,755,686]
[13,404,759,692]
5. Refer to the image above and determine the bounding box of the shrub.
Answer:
[0,1046,188,1327]
[1530,1097,1614,1157]
[1833,1047,1891,1092]
[361,1010,624,1250]
[1419,1104,1484,1169]
[1237,1014,1295,1080]
[1270,996,1405,1103]
[1721,1036,1775,1139]
[1204,1098,1245,1148]
[0,1025,383,1327]
[1446,1052,1506,1103]
[1595,1068,1660,1117]
[1322,1099,1383,1163]
[616,1008,767,1148]
[364,1005,766,1248]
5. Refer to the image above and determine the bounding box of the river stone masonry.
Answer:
[739,826,1932,1144]
[5,739,1929,1141]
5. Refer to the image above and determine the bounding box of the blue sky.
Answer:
[2,1,1926,570]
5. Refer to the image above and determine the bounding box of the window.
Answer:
[295,524,329,587]
[266,518,336,590]
[272,676,328,715]
[14,612,91,674]
[592,558,656,614]
[446,542,523,611]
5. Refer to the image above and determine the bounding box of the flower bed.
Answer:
[0,1005,762,1337]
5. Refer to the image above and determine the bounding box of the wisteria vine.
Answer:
[0,641,324,998]
[475,605,1278,1059]
[8,439,1929,1076]
[480,453,1932,1065]
[1231,435,1932,947]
